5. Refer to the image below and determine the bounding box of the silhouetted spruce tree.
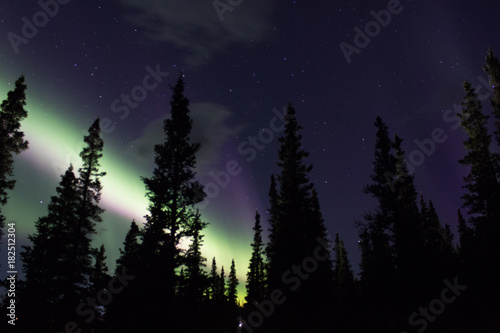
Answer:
[457,209,473,271]
[482,48,500,249]
[91,244,110,293]
[219,267,226,301]
[265,104,333,333]
[138,74,205,329]
[245,210,266,305]
[106,221,142,333]
[265,174,279,286]
[459,81,500,261]
[178,268,187,295]
[208,260,226,302]
[19,119,105,332]
[202,257,227,332]
[89,244,111,328]
[454,208,480,332]
[305,187,335,331]
[0,75,28,205]
[19,165,80,332]
[459,81,500,237]
[440,222,456,263]
[458,81,500,327]
[332,233,357,332]
[360,120,455,331]
[183,210,209,302]
[60,118,106,318]
[115,220,142,275]
[392,135,429,312]
[227,259,239,306]
[420,197,441,253]
[483,47,500,146]
[202,257,236,333]
[333,233,354,291]
[209,257,219,300]
[0,75,28,267]
[266,104,313,287]
[356,116,398,333]
[267,104,313,287]
[420,197,457,282]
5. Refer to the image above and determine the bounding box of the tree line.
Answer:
[1,48,499,332]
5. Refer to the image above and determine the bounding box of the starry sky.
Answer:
[1,0,500,298]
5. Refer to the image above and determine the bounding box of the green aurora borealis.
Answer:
[4,0,500,307]
[0,72,257,301]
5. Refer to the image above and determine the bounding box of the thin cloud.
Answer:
[125,102,244,174]
[120,0,274,67]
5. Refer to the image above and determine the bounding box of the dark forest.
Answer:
[1,47,500,332]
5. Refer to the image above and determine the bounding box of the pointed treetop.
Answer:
[80,118,106,178]
[227,258,239,306]
[483,47,500,145]
[0,75,29,205]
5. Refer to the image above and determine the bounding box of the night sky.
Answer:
[1,0,500,298]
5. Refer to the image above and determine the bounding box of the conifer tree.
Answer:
[207,257,226,302]
[0,75,28,206]
[333,233,355,293]
[306,188,334,327]
[265,174,279,287]
[420,197,440,253]
[20,119,106,331]
[183,210,209,302]
[481,48,500,242]
[267,104,314,288]
[19,165,80,332]
[392,136,429,307]
[483,47,500,146]
[89,244,111,327]
[246,210,266,305]
[458,81,500,325]
[139,75,205,328]
[209,257,219,300]
[227,259,239,306]
[357,117,398,332]
[332,233,356,331]
[308,188,333,278]
[178,268,187,295]
[91,244,110,293]
[420,198,457,281]
[358,118,397,268]
[265,104,333,332]
[64,118,106,310]
[115,220,142,275]
[458,82,499,232]
[131,75,205,330]
[457,209,473,270]
[0,75,28,266]
[219,267,226,302]
[441,222,455,258]
[106,221,142,333]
